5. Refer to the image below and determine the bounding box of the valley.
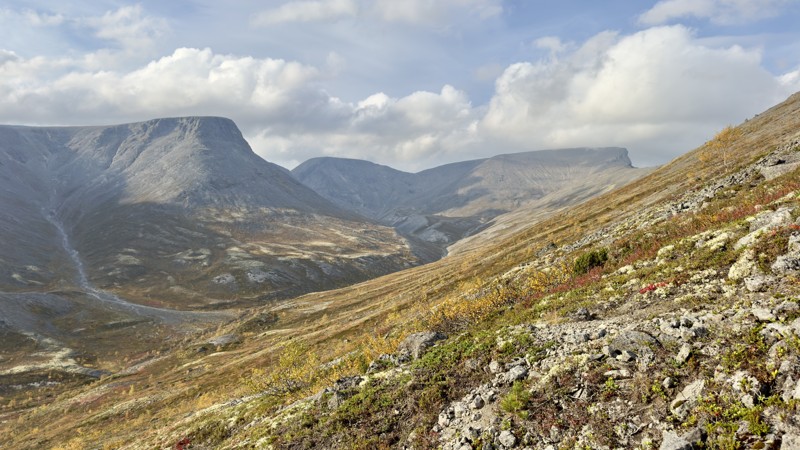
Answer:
[2,2,799,448]
[0,117,650,420]
[0,90,798,449]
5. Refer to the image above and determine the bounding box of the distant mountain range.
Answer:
[293,147,649,254]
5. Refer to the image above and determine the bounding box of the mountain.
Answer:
[0,117,420,377]
[3,92,798,449]
[292,147,649,253]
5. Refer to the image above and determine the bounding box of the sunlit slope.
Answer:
[2,91,799,449]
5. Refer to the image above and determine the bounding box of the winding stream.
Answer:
[42,206,229,324]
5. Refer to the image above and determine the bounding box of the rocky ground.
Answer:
[258,137,800,450]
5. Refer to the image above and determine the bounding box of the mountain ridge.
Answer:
[293,147,647,251]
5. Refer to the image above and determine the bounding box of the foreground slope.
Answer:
[2,92,800,449]
[293,147,648,253]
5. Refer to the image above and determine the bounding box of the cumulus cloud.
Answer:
[0,49,19,65]
[251,0,358,25]
[1,11,798,170]
[0,47,333,126]
[0,46,477,168]
[639,0,791,25]
[533,36,568,55]
[252,0,502,27]
[249,84,479,168]
[82,4,168,50]
[482,25,799,165]
[780,68,800,87]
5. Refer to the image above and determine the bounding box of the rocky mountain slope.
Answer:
[293,148,648,254]
[2,93,799,450]
[0,117,419,394]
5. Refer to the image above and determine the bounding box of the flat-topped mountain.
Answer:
[293,147,648,251]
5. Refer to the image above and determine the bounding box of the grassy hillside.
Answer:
[1,92,799,449]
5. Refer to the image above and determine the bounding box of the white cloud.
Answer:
[639,0,791,25]
[82,5,168,50]
[482,25,799,165]
[780,68,800,87]
[533,36,567,55]
[251,0,358,25]
[252,0,502,27]
[0,49,19,65]
[0,17,798,170]
[0,46,476,168]
[369,0,502,25]
[23,10,64,26]
[0,48,330,125]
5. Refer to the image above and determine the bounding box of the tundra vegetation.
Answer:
[2,93,800,449]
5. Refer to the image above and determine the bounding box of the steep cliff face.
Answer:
[293,147,648,251]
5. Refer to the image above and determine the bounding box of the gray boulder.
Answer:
[660,431,692,450]
[397,331,446,360]
[790,234,800,254]
[728,249,759,279]
[670,379,705,420]
[782,433,800,450]
[498,430,517,447]
[773,255,800,275]
[744,275,772,293]
[750,207,794,232]
[206,333,241,347]
[607,330,660,367]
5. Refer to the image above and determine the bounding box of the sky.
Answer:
[1,1,799,171]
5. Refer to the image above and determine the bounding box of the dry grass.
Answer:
[3,92,800,449]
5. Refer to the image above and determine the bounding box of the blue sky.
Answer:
[1,0,799,170]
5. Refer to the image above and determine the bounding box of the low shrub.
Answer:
[573,248,608,275]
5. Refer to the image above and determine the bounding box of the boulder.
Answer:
[744,275,772,293]
[728,249,759,280]
[659,431,692,450]
[749,207,793,232]
[670,379,705,420]
[503,365,529,384]
[206,333,241,347]
[608,330,660,367]
[789,234,800,254]
[773,255,800,275]
[397,331,446,360]
[782,432,800,450]
[572,307,594,321]
[752,307,777,322]
[675,343,692,365]
[498,430,517,447]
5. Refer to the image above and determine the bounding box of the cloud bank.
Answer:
[1,5,799,170]
[639,0,791,25]
[252,0,503,27]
